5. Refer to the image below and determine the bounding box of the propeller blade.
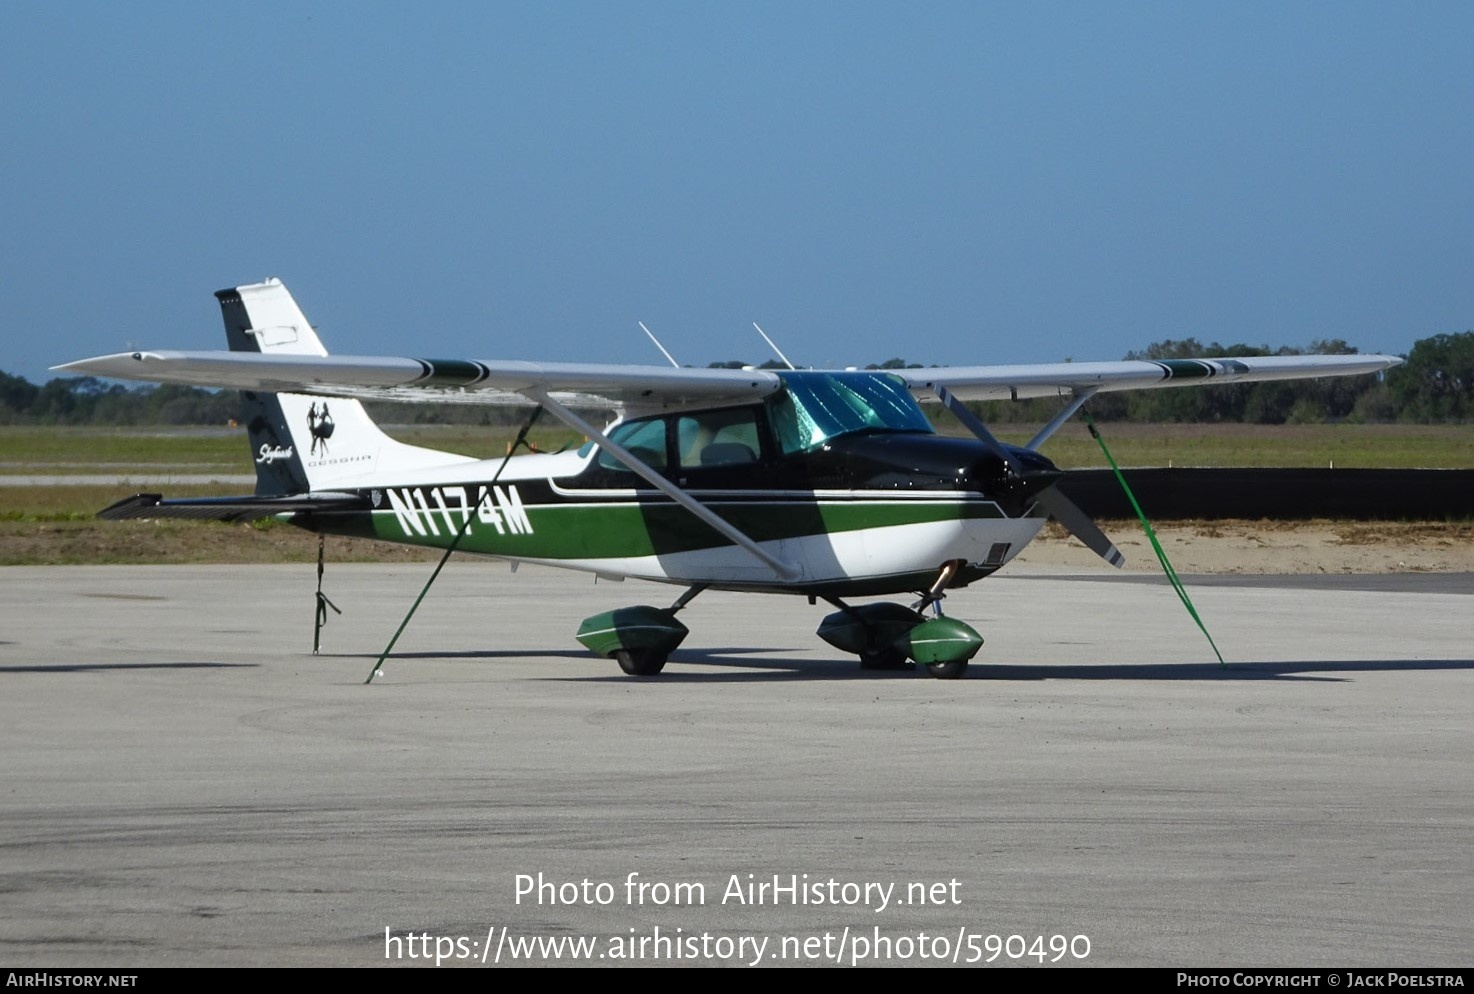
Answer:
[1035,486,1126,569]
[935,386,1024,477]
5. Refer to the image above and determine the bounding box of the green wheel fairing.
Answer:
[901,617,984,664]
[575,606,689,659]
[816,602,926,657]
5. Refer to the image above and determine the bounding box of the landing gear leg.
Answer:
[911,559,965,618]
[669,584,707,615]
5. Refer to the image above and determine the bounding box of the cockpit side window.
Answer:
[596,417,668,473]
[677,407,761,469]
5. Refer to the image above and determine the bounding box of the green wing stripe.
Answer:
[1152,359,1215,380]
[415,359,491,387]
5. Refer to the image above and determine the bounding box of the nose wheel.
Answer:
[924,659,969,680]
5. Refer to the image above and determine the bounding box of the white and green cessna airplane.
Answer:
[57,279,1400,679]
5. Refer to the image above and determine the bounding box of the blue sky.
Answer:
[5,1,1472,385]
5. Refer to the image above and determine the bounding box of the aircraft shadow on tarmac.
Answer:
[335,649,1474,684]
[0,661,260,673]
[963,658,1474,683]
[578,654,1474,684]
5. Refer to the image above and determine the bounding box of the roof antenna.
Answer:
[638,322,681,368]
[753,322,797,370]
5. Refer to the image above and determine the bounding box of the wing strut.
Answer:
[1026,386,1099,451]
[527,389,802,582]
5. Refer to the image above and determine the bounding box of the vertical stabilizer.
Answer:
[217,278,470,494]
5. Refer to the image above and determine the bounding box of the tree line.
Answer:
[5,331,1471,425]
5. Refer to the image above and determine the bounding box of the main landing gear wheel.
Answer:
[614,648,667,676]
[925,659,969,680]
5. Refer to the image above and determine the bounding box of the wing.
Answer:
[54,350,1400,410]
[53,351,783,412]
[897,354,1402,402]
[54,346,1403,407]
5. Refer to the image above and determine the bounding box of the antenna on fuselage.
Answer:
[638,321,681,368]
[752,322,797,370]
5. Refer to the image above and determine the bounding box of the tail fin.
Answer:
[217,278,470,494]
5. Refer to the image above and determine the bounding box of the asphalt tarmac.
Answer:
[2,563,1471,968]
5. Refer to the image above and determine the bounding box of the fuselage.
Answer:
[300,373,1064,597]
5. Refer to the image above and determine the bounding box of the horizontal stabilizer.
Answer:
[98,491,367,523]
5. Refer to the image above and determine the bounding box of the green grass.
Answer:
[0,426,248,472]
[5,422,1471,474]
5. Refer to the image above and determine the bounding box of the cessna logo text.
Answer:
[385,485,532,537]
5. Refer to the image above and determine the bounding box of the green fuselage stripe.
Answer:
[323,494,1001,560]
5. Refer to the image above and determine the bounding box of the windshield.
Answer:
[768,371,935,455]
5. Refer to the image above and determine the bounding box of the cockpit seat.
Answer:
[700,442,757,466]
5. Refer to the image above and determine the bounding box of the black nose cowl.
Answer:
[959,443,1062,504]
[823,433,1062,504]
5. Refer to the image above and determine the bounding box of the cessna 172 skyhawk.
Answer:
[56,279,1400,679]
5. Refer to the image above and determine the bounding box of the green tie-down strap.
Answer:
[1082,414,1225,666]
